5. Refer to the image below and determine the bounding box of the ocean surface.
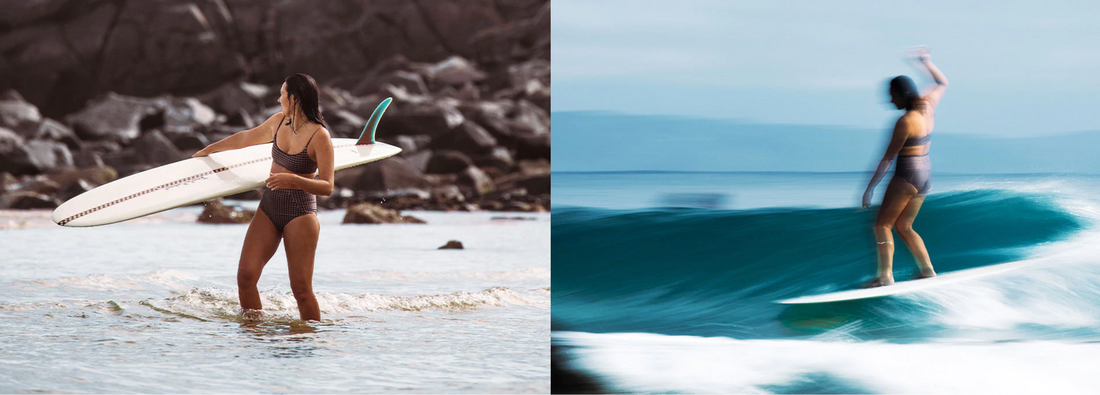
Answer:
[1,205,549,393]
[553,172,1100,394]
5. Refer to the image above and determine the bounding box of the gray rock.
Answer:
[426,150,474,174]
[431,185,465,202]
[378,101,466,138]
[474,147,515,171]
[161,97,217,136]
[342,203,425,224]
[352,156,431,194]
[24,140,74,173]
[514,133,550,160]
[438,240,464,249]
[171,134,210,151]
[353,70,429,96]
[198,199,255,224]
[328,109,367,138]
[135,130,184,165]
[417,56,487,87]
[387,135,432,154]
[197,82,271,117]
[458,166,495,197]
[0,99,42,135]
[58,178,96,201]
[430,121,497,155]
[0,191,60,209]
[403,150,433,173]
[34,119,82,150]
[66,93,160,143]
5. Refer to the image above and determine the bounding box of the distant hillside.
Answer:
[552,112,1100,174]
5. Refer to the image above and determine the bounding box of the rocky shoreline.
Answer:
[0,0,549,218]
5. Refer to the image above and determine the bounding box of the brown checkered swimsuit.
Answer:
[259,116,321,232]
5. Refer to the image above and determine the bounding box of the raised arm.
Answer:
[862,115,915,207]
[192,113,283,157]
[909,47,949,109]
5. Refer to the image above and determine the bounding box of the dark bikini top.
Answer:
[272,115,320,174]
[903,132,932,147]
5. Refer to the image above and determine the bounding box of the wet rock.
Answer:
[34,119,82,150]
[431,185,465,202]
[197,199,255,224]
[352,157,432,194]
[387,135,431,154]
[171,134,210,151]
[402,150,433,174]
[160,97,217,136]
[474,147,515,171]
[196,82,272,118]
[0,132,73,175]
[342,203,425,224]
[0,98,42,136]
[353,70,429,97]
[0,191,60,209]
[416,56,487,88]
[135,130,184,165]
[438,240,464,249]
[509,59,551,88]
[426,150,474,174]
[423,173,459,187]
[458,166,495,197]
[517,159,550,176]
[430,121,497,155]
[514,133,550,160]
[46,166,117,191]
[328,109,366,138]
[58,178,96,201]
[378,101,465,138]
[512,100,550,136]
[72,151,105,168]
[66,93,160,143]
[0,172,18,192]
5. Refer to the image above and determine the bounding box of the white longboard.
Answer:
[53,98,399,227]
[776,262,1022,305]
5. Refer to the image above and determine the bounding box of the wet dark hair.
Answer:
[889,75,922,110]
[284,73,327,128]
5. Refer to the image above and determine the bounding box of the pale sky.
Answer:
[553,0,1100,136]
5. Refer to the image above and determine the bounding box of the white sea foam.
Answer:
[558,331,1100,394]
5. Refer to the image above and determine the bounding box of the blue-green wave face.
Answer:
[552,189,1085,338]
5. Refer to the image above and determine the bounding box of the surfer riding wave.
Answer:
[861,47,949,288]
[193,73,335,321]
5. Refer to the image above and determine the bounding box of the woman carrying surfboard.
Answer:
[861,47,948,288]
[193,73,334,320]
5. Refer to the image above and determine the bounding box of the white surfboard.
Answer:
[776,262,1023,305]
[53,98,399,227]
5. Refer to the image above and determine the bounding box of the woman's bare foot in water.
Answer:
[915,270,937,280]
[862,276,895,288]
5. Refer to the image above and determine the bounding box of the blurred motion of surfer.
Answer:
[193,73,335,321]
[860,47,949,288]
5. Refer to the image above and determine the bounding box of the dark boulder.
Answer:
[425,150,474,174]
[197,199,255,224]
[342,203,425,224]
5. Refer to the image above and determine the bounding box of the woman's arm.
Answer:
[910,47,949,109]
[264,128,335,196]
[862,116,914,207]
[192,113,283,157]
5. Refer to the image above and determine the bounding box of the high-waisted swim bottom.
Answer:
[258,187,317,232]
[895,155,932,195]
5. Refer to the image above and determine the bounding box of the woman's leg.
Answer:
[283,213,321,321]
[238,208,282,315]
[894,195,936,278]
[867,178,919,287]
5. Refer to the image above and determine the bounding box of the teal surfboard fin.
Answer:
[355,97,393,145]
